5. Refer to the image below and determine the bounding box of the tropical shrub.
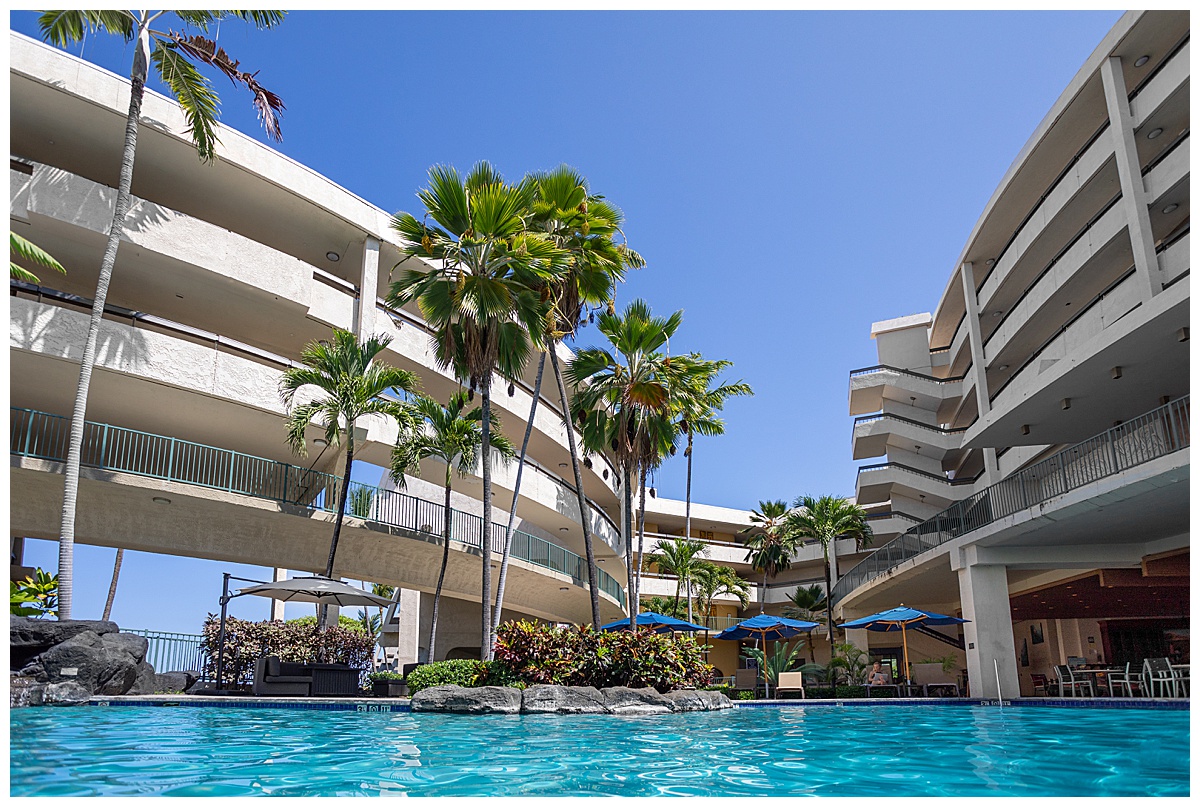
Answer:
[702,683,735,697]
[493,620,713,692]
[828,642,870,685]
[10,569,58,617]
[642,596,687,619]
[735,690,756,700]
[405,659,489,694]
[286,614,369,633]
[200,615,375,685]
[367,671,405,684]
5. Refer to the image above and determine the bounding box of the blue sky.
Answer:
[11,10,1123,633]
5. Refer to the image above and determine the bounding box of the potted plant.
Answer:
[368,671,407,698]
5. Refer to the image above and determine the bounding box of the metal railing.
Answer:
[10,408,624,603]
[833,396,1190,605]
[849,365,965,384]
[853,413,971,435]
[126,629,208,679]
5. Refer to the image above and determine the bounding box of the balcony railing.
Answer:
[10,408,624,604]
[833,396,1190,605]
[849,365,965,384]
[853,413,971,435]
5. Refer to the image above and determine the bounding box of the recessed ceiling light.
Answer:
[1162,203,1179,214]
[314,438,329,447]
[1147,127,1163,140]
[325,251,340,262]
[998,364,1009,371]
[558,463,568,468]
[559,527,569,532]
[992,311,1002,318]
[559,586,569,592]
[1135,55,1150,67]
[152,497,171,505]
[985,259,995,267]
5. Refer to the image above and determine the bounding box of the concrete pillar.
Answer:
[396,588,424,666]
[355,236,380,337]
[270,568,287,621]
[959,261,999,485]
[955,559,1019,699]
[1100,56,1162,300]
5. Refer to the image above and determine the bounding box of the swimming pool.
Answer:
[10,704,1189,796]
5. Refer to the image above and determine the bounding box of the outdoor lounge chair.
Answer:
[910,663,961,697]
[775,671,806,699]
[735,668,760,696]
[252,655,312,697]
[1053,665,1093,697]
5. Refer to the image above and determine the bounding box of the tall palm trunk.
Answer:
[824,552,836,686]
[549,350,603,628]
[492,352,545,638]
[101,548,124,621]
[428,476,453,663]
[684,432,695,624]
[319,424,355,629]
[622,466,634,615]
[634,468,649,627]
[57,24,150,620]
[760,569,768,614]
[479,374,494,661]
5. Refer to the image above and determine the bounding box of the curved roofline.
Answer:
[930,10,1143,330]
[11,31,403,246]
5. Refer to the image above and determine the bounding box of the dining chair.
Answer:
[1143,658,1177,698]
[1106,662,1142,698]
[1029,673,1050,697]
[1053,665,1093,697]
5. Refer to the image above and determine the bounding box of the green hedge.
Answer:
[493,620,713,692]
[404,660,525,694]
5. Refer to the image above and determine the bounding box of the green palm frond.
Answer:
[10,232,66,283]
[152,42,221,162]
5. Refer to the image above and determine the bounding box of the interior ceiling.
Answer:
[1009,566,1189,621]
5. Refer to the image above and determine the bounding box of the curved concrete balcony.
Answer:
[854,462,975,509]
[638,530,753,569]
[834,396,1190,614]
[9,293,622,549]
[9,407,626,618]
[851,413,968,461]
[1129,39,1189,130]
[864,510,925,542]
[637,573,756,606]
[848,366,963,417]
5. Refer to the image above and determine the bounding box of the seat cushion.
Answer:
[265,656,281,677]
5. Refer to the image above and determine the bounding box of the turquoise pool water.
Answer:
[10,704,1189,797]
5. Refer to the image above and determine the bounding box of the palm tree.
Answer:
[492,166,642,635]
[648,537,708,621]
[782,583,826,623]
[37,10,286,619]
[390,392,514,662]
[741,500,795,613]
[388,162,563,659]
[370,581,395,647]
[10,233,65,284]
[692,561,751,626]
[567,300,683,618]
[786,495,874,680]
[280,329,419,626]
[675,359,752,545]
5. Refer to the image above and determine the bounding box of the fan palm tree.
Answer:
[786,495,874,680]
[648,537,708,620]
[388,162,563,659]
[741,500,795,613]
[389,391,514,662]
[10,233,65,284]
[675,359,752,546]
[280,329,419,624]
[567,299,683,617]
[492,166,642,635]
[783,583,826,623]
[37,10,286,619]
[692,561,751,626]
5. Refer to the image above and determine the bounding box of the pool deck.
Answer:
[86,694,1189,711]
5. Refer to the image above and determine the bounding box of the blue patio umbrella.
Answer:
[840,605,969,683]
[714,614,820,697]
[600,612,708,634]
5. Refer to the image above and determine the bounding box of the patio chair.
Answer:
[1053,665,1093,697]
[1028,673,1050,697]
[775,671,806,700]
[1107,662,1143,698]
[1143,658,1177,698]
[911,663,961,697]
[735,668,760,696]
[252,655,312,697]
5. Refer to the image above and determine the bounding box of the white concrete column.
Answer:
[954,559,1019,699]
[396,587,424,666]
[959,262,1000,485]
[270,567,287,621]
[355,236,381,337]
[1100,56,1162,300]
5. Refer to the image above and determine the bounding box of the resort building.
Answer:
[838,9,1189,698]
[8,31,833,674]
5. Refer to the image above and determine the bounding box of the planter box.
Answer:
[372,681,407,698]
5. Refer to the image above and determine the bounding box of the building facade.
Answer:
[838,10,1189,697]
